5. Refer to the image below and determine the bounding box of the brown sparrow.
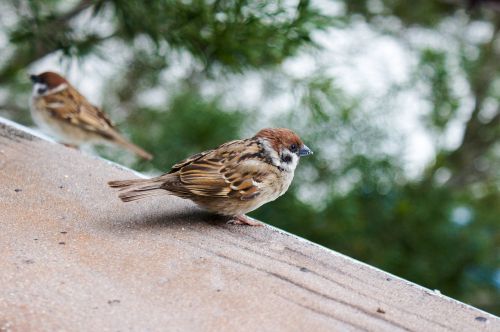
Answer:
[108,128,312,226]
[30,71,153,160]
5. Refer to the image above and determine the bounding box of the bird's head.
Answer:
[30,71,68,97]
[254,128,312,172]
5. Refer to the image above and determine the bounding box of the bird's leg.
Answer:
[227,214,263,226]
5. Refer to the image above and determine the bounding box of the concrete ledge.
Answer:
[0,117,498,331]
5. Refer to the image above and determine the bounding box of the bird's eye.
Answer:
[290,144,297,152]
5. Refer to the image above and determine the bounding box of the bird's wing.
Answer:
[44,88,118,139]
[168,139,267,201]
[168,140,239,173]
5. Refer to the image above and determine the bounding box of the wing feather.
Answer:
[165,139,266,201]
[44,88,117,137]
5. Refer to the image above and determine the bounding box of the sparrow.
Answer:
[30,71,153,160]
[108,128,313,226]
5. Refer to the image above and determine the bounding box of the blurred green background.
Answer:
[0,0,499,314]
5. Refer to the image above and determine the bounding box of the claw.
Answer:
[227,215,263,226]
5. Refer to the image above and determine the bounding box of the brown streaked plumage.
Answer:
[30,71,153,160]
[108,128,313,226]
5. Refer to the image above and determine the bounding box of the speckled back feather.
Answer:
[109,138,268,203]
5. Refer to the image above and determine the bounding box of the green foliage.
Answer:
[126,91,247,172]
[1,0,101,83]
[107,0,330,70]
[417,49,460,130]
[344,0,457,28]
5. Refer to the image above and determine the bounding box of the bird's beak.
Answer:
[29,74,39,83]
[299,145,313,157]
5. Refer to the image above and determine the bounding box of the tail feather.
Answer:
[109,131,153,161]
[108,178,164,202]
[118,190,165,202]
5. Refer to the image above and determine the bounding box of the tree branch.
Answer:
[0,0,100,83]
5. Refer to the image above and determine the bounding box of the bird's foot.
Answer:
[227,215,263,227]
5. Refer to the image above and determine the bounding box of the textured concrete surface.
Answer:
[0,117,499,332]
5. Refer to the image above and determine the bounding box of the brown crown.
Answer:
[254,128,304,152]
[35,72,68,89]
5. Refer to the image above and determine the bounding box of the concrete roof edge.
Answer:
[1,116,498,322]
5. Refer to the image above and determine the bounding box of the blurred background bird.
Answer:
[30,71,153,160]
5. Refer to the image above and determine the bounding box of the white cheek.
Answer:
[290,154,299,169]
[32,82,68,96]
[32,83,47,96]
[280,150,299,172]
[259,138,281,167]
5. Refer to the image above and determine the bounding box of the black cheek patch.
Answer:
[281,155,292,163]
